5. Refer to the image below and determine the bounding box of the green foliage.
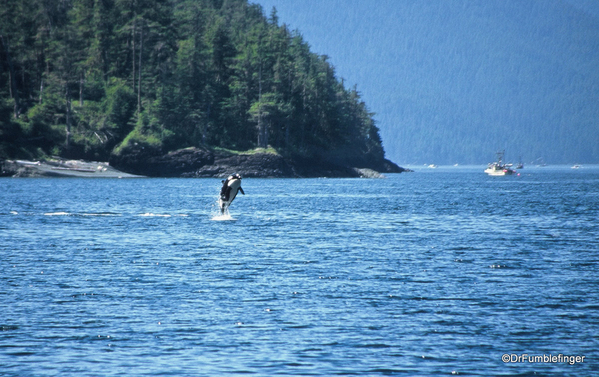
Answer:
[0,0,386,164]
[69,78,136,159]
[103,79,136,134]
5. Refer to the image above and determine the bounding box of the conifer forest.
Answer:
[0,0,385,165]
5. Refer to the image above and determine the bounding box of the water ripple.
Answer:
[1,169,598,376]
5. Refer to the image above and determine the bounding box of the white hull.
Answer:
[485,168,513,176]
[485,151,515,176]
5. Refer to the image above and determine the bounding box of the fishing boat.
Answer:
[484,150,515,176]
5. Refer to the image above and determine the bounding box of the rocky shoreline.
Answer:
[1,147,408,178]
[0,159,142,178]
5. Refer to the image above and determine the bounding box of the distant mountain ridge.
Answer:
[256,0,599,164]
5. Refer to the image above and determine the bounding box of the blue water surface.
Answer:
[1,165,598,376]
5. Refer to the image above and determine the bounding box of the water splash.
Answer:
[210,197,235,221]
[211,213,234,221]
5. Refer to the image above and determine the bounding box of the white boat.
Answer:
[571,164,581,169]
[485,151,515,176]
[485,163,514,176]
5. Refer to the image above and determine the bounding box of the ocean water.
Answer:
[1,165,598,376]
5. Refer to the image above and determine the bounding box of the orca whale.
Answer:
[219,174,245,214]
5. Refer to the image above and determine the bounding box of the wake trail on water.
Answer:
[7,211,189,217]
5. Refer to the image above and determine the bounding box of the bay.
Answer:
[1,166,598,376]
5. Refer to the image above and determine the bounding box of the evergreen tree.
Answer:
[0,0,387,166]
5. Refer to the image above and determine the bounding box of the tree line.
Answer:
[0,0,385,165]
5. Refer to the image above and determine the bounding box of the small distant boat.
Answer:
[485,150,515,176]
[571,164,581,169]
[428,164,438,169]
[516,157,524,169]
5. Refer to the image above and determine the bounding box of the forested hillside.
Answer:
[257,0,599,164]
[0,0,385,168]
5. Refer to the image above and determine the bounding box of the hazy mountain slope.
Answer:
[255,0,599,164]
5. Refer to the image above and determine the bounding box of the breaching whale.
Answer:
[219,174,245,214]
